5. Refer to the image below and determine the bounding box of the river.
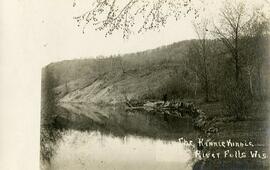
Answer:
[48,102,201,170]
[43,101,269,170]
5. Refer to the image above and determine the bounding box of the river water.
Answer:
[49,102,200,170]
[50,130,194,170]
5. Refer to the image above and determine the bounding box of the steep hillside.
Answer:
[49,40,196,104]
[58,66,177,104]
[47,40,193,86]
[46,36,269,105]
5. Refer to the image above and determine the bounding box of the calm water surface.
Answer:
[51,130,194,170]
[50,102,199,170]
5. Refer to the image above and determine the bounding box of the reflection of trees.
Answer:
[40,66,62,168]
[57,102,196,140]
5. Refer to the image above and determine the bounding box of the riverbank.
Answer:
[56,99,269,145]
[125,99,270,169]
[54,99,269,169]
[193,101,270,169]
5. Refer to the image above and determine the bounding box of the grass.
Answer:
[198,100,269,142]
[193,100,270,169]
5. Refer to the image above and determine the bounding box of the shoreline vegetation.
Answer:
[41,35,269,169]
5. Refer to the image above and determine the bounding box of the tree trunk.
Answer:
[204,77,209,102]
[235,54,240,83]
[194,74,198,97]
[235,30,240,84]
[248,69,253,97]
[203,39,209,102]
[257,66,263,100]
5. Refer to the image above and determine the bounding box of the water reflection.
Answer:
[57,102,197,140]
[45,102,269,170]
[51,130,193,170]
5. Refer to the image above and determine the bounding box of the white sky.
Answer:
[1,0,268,64]
[1,0,198,66]
[0,0,224,65]
[0,0,269,169]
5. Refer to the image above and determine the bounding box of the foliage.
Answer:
[74,0,201,38]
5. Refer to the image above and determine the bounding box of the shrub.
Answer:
[223,81,252,120]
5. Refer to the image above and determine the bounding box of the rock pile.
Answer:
[127,100,218,135]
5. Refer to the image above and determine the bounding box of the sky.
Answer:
[1,0,268,64]
[1,0,197,66]
[22,0,200,63]
[0,0,269,169]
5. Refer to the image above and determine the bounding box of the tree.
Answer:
[212,1,269,119]
[212,1,256,83]
[74,0,200,38]
[190,19,210,102]
[241,9,269,99]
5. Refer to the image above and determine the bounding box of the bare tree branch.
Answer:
[74,0,200,38]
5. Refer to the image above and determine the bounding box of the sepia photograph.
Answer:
[3,0,269,169]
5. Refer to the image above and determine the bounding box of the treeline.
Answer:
[182,1,269,120]
[46,40,192,87]
[46,1,269,120]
